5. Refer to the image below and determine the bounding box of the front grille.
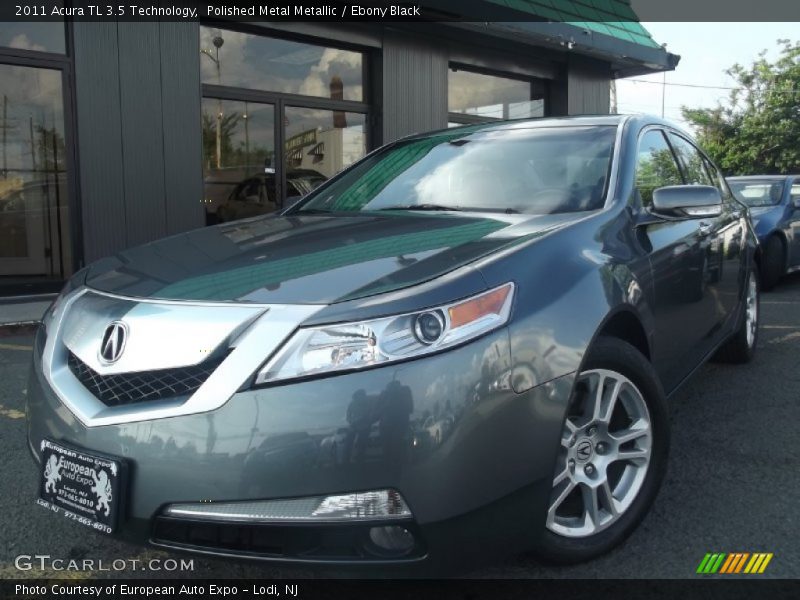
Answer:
[67,352,226,407]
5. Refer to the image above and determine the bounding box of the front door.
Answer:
[634,128,710,392]
[668,132,744,346]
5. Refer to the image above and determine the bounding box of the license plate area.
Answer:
[37,438,126,534]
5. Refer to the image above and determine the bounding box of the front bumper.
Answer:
[27,324,574,566]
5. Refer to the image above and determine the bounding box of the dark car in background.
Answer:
[27,116,759,570]
[728,175,800,289]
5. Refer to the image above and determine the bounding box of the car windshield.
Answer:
[294,125,617,215]
[728,179,785,207]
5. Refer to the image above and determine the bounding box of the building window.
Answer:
[200,27,369,224]
[0,23,66,54]
[0,22,74,292]
[284,107,366,180]
[448,66,547,124]
[201,98,276,223]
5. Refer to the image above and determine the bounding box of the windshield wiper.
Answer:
[378,204,463,212]
[296,208,335,214]
[378,204,521,214]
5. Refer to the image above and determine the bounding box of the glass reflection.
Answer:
[0,22,66,54]
[0,64,71,280]
[449,68,545,120]
[200,27,363,101]
[284,107,366,187]
[201,98,275,224]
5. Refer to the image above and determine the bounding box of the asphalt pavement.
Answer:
[1,275,799,580]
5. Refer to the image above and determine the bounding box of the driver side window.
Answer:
[635,130,683,207]
[667,133,713,187]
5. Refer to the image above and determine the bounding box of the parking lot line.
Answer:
[0,404,25,419]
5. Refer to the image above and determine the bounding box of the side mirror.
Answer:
[652,185,722,218]
[792,196,800,209]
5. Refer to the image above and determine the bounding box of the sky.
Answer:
[615,23,799,130]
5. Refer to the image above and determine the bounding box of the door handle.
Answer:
[698,221,713,236]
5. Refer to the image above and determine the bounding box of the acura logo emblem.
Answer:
[99,321,128,364]
[576,440,593,461]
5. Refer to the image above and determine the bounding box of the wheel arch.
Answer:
[564,304,655,403]
[593,307,651,361]
[764,230,789,270]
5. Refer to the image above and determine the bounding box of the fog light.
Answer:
[163,489,411,522]
[368,525,416,556]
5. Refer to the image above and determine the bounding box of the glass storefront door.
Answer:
[202,101,368,224]
[200,26,370,225]
[201,98,276,225]
[284,106,366,202]
[0,63,72,280]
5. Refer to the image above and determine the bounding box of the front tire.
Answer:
[760,236,784,291]
[534,337,669,564]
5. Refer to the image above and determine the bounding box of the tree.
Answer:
[201,110,240,170]
[681,39,800,175]
[35,124,66,172]
[201,110,274,173]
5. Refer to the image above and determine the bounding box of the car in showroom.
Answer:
[27,115,759,569]
[727,175,800,290]
[216,169,327,223]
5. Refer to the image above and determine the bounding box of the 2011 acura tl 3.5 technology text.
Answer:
[27,116,760,569]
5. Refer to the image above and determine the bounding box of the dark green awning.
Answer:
[421,0,678,76]
[487,0,661,48]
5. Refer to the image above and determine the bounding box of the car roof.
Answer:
[727,175,798,181]
[402,114,688,141]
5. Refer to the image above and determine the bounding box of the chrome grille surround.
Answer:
[41,287,323,427]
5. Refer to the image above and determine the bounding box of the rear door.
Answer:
[668,132,744,343]
[634,128,710,391]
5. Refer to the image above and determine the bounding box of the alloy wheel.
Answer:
[546,369,653,538]
[745,273,758,348]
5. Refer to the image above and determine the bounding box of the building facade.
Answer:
[0,9,676,296]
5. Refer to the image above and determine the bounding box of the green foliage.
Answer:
[681,39,800,176]
[636,148,682,205]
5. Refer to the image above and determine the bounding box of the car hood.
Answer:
[84,211,584,304]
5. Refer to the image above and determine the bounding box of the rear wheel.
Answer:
[760,235,785,291]
[534,337,669,563]
[714,266,759,364]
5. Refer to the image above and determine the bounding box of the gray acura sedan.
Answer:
[27,115,759,569]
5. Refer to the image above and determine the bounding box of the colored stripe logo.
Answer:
[696,552,773,574]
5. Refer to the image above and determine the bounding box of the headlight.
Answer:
[255,282,515,385]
